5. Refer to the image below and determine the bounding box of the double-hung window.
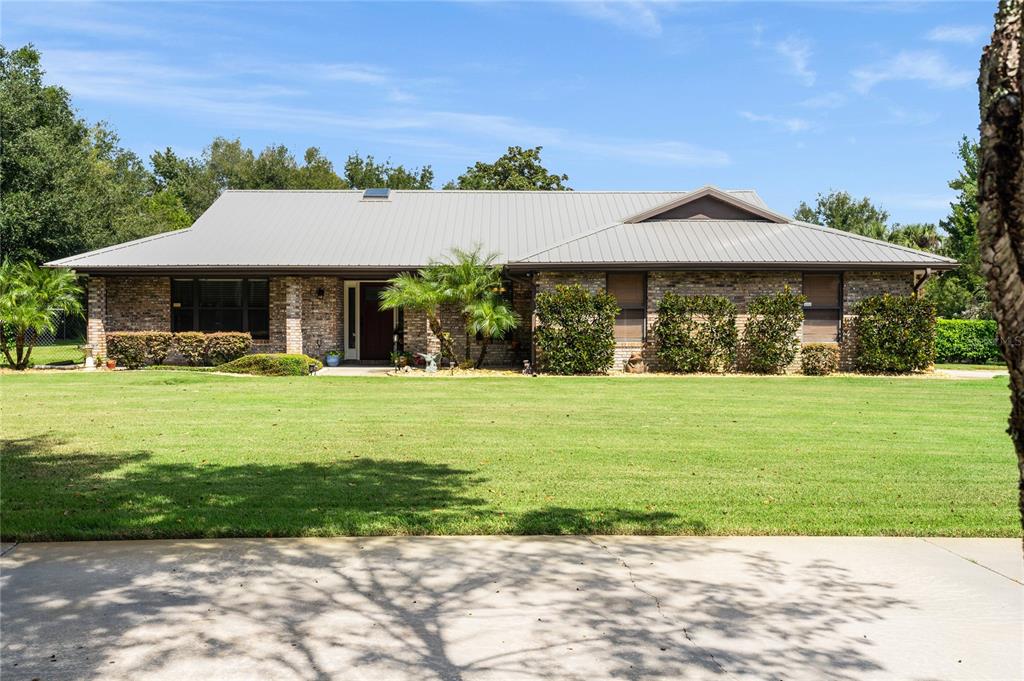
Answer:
[607,273,646,342]
[171,278,270,339]
[802,273,841,342]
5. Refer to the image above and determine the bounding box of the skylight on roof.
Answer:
[362,188,390,200]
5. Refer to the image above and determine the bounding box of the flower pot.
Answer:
[106,359,117,370]
[325,354,341,367]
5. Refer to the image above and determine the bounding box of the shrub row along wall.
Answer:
[106,331,251,368]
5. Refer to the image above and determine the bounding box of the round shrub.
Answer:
[173,332,206,366]
[217,353,322,376]
[853,294,936,373]
[935,319,1001,364]
[801,343,840,375]
[652,293,737,373]
[742,287,806,374]
[534,284,618,375]
[204,332,252,365]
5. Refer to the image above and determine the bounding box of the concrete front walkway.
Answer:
[1,537,1020,681]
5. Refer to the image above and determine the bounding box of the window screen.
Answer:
[171,278,270,339]
[802,273,841,342]
[607,273,645,341]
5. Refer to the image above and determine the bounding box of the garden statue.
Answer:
[417,352,439,372]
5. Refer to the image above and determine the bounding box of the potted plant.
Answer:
[325,348,341,367]
[105,357,117,370]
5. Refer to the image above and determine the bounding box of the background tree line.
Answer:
[1,43,986,319]
[1,44,568,265]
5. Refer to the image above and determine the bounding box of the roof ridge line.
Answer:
[790,220,956,263]
[511,219,627,262]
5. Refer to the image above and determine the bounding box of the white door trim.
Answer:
[343,281,398,361]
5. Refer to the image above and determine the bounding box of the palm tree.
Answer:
[887,223,942,252]
[434,246,503,360]
[467,295,520,368]
[0,261,84,370]
[378,268,457,362]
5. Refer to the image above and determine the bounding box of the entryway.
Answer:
[343,281,398,362]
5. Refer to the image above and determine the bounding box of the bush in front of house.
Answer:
[173,332,207,366]
[853,294,936,373]
[742,287,806,374]
[534,283,618,374]
[801,343,840,375]
[935,319,1001,364]
[653,293,737,373]
[204,332,253,365]
[217,353,322,376]
[106,332,173,369]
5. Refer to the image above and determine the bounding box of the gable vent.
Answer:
[362,188,390,200]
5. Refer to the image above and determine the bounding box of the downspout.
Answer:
[913,268,933,295]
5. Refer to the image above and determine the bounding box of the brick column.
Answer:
[284,276,303,355]
[86,276,107,358]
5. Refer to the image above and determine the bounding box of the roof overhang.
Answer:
[504,262,959,272]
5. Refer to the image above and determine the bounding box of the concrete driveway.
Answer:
[1,536,1020,680]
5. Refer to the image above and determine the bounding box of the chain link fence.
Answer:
[1,312,86,368]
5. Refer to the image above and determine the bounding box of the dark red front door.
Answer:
[360,284,393,360]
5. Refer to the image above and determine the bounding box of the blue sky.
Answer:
[3,1,995,224]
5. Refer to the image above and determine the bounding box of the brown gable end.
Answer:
[641,194,770,221]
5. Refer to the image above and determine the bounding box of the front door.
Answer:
[360,284,393,361]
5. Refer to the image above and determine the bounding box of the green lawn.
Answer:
[934,363,1005,371]
[0,338,84,367]
[1,372,1018,540]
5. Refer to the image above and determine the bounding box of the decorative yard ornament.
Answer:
[417,352,439,372]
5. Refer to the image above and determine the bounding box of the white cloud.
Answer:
[927,25,988,44]
[775,36,815,86]
[568,1,667,37]
[739,111,813,133]
[852,50,973,93]
[43,47,729,168]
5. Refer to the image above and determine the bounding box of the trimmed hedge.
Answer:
[801,343,840,375]
[742,287,806,374]
[217,353,322,376]
[535,284,618,375]
[106,332,173,369]
[652,293,737,373]
[935,319,1001,364]
[204,332,252,365]
[853,294,936,373]
[173,332,206,366]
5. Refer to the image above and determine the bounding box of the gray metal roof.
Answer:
[515,219,956,268]
[49,187,956,271]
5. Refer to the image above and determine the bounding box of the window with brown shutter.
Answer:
[802,273,841,342]
[607,273,646,341]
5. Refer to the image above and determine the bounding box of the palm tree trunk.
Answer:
[977,0,1023,529]
[429,316,456,363]
[475,337,489,369]
[15,332,28,370]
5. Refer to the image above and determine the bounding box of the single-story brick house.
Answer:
[50,185,956,370]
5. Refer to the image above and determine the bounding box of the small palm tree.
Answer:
[434,246,503,360]
[0,261,84,370]
[467,295,520,368]
[887,223,942,252]
[379,269,457,362]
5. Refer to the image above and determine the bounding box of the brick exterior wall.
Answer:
[86,276,106,357]
[300,276,343,359]
[91,269,916,372]
[105,276,170,331]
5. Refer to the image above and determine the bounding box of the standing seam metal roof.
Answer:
[48,188,956,270]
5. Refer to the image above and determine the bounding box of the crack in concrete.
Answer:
[584,536,737,679]
[919,538,1023,586]
[1,543,19,558]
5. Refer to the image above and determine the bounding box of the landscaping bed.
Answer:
[0,371,1017,540]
